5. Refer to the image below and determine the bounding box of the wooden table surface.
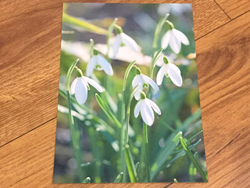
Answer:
[0,0,250,187]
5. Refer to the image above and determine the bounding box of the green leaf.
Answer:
[114,172,123,183]
[180,137,208,182]
[189,152,198,182]
[153,14,169,50]
[150,131,182,180]
[164,139,201,168]
[135,162,140,175]
[95,93,122,128]
[125,144,138,183]
[66,59,79,91]
[123,60,136,92]
[151,48,163,69]
[63,13,108,35]
[174,178,178,183]
[82,177,91,183]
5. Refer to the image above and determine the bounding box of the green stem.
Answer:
[143,123,150,182]
[67,91,85,181]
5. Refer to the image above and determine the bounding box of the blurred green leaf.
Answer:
[150,131,182,180]
[125,144,138,183]
[82,177,91,183]
[95,93,122,128]
[189,152,198,182]
[114,172,123,183]
[63,13,108,35]
[180,137,208,182]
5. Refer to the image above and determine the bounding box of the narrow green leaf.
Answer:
[59,88,115,136]
[153,14,169,49]
[114,172,123,183]
[150,131,182,180]
[123,60,136,92]
[151,48,163,69]
[95,93,122,128]
[180,137,208,182]
[187,129,203,143]
[63,13,108,35]
[135,162,140,175]
[66,59,79,91]
[125,144,138,183]
[174,178,178,183]
[82,177,91,183]
[189,152,198,182]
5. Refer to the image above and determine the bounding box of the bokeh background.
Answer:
[53,3,207,183]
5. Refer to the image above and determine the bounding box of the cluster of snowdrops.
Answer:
[63,14,205,183]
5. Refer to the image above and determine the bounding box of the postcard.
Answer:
[53,3,208,183]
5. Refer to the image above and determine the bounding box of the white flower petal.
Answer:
[113,35,121,58]
[173,29,189,45]
[156,65,167,85]
[141,74,159,91]
[120,33,139,53]
[169,31,181,54]
[161,31,171,49]
[134,84,143,100]
[97,54,113,76]
[75,78,88,105]
[83,76,104,92]
[70,78,78,94]
[86,56,97,77]
[141,100,154,126]
[146,99,161,115]
[134,100,142,118]
[168,63,182,87]
[132,75,144,88]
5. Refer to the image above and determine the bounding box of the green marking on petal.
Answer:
[95,65,101,69]
[143,83,148,88]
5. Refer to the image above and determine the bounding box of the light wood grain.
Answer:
[216,0,250,19]
[0,0,229,146]
[0,6,249,187]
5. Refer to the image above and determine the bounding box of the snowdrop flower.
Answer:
[86,48,113,77]
[113,25,139,58]
[161,20,189,54]
[71,68,104,105]
[156,56,182,87]
[132,66,159,100]
[134,92,161,126]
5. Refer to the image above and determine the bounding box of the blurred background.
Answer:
[53,3,207,183]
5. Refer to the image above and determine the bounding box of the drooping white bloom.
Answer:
[113,26,139,58]
[132,67,159,100]
[156,56,182,87]
[71,68,104,105]
[134,92,161,126]
[161,21,189,54]
[86,49,113,77]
